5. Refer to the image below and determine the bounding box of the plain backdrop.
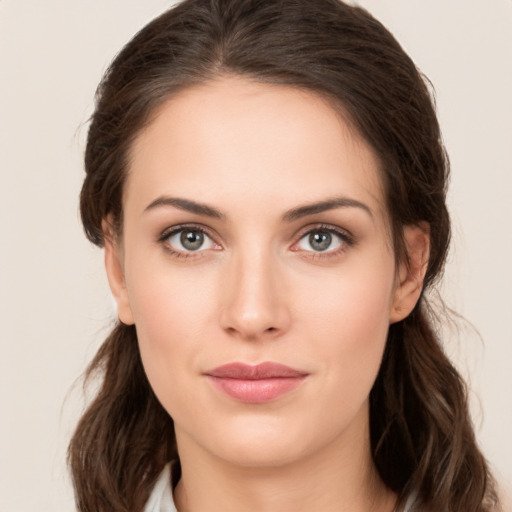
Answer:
[1,1,511,510]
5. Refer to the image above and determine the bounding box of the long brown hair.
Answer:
[70,0,499,510]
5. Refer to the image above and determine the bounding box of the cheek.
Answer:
[124,259,218,401]
[128,252,217,334]
[297,257,396,395]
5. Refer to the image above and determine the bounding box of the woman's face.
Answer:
[106,77,422,469]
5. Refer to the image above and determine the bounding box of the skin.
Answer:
[104,77,429,512]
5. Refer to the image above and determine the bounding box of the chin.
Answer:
[215,438,311,469]
[196,414,332,469]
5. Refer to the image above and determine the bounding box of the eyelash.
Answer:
[158,224,219,259]
[157,223,355,260]
[292,224,355,260]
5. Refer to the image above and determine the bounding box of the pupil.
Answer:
[309,231,331,251]
[181,230,204,251]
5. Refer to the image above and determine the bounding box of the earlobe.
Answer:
[390,223,430,324]
[102,219,135,326]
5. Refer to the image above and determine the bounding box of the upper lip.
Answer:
[205,362,308,380]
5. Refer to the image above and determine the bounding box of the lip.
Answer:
[204,362,308,403]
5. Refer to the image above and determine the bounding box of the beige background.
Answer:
[0,0,511,510]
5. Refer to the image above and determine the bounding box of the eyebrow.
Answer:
[143,195,372,221]
[282,197,373,222]
[144,196,224,219]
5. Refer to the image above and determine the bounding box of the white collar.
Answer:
[144,463,178,512]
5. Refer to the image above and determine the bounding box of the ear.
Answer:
[389,223,430,324]
[102,218,135,326]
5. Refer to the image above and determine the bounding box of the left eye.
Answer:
[165,228,216,252]
[297,229,344,252]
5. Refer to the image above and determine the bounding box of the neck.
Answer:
[173,408,396,512]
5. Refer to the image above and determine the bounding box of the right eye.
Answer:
[161,227,218,254]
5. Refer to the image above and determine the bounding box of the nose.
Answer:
[219,249,291,341]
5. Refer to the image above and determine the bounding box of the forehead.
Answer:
[126,77,387,224]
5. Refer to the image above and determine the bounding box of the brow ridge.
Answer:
[144,195,371,222]
[144,196,224,219]
[282,197,373,222]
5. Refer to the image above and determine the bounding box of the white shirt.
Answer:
[144,464,178,512]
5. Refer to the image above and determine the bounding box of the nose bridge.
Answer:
[220,243,288,339]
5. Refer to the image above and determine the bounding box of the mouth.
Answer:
[204,362,309,403]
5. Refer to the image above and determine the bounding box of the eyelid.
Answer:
[294,223,354,242]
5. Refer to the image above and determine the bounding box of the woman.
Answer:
[69,0,500,510]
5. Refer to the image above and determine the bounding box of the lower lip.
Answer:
[207,376,306,403]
